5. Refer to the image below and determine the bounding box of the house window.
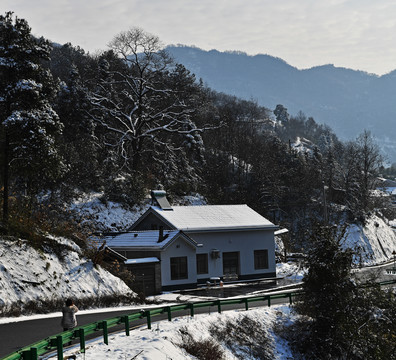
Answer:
[196,253,208,274]
[170,256,188,280]
[254,250,269,269]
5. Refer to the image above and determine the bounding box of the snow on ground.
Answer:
[342,214,396,265]
[68,192,149,232]
[52,305,296,360]
[276,261,306,282]
[0,236,134,310]
[67,192,207,232]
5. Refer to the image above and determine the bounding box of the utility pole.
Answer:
[2,132,9,227]
[393,250,396,271]
[323,184,328,224]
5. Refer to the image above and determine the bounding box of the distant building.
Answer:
[104,191,278,294]
[375,177,396,205]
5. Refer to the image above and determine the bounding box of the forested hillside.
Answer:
[167,45,396,162]
[0,12,394,252]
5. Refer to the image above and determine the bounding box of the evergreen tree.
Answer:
[55,64,99,192]
[294,224,356,358]
[274,104,289,124]
[0,12,65,224]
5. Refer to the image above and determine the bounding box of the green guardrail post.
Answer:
[146,310,152,329]
[289,293,293,304]
[22,348,36,360]
[244,298,249,311]
[123,316,130,336]
[78,328,85,352]
[166,306,172,321]
[102,320,108,345]
[189,303,195,317]
[267,296,271,307]
[30,347,38,360]
[217,300,222,314]
[56,335,63,360]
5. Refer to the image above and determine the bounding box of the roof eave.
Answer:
[107,245,163,251]
[179,225,279,233]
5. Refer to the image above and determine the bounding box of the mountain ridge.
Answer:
[166,45,396,162]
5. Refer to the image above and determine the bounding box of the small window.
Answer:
[254,250,269,270]
[170,256,188,280]
[196,253,208,274]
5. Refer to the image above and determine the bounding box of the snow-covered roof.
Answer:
[124,257,160,265]
[149,205,277,232]
[104,230,198,250]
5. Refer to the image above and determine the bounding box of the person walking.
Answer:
[61,298,78,332]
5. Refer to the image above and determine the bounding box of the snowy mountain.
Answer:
[167,45,396,162]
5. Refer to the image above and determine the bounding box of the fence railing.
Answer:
[3,279,396,360]
[1,290,300,360]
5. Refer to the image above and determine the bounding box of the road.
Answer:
[0,294,291,358]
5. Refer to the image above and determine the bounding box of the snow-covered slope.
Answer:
[68,192,149,232]
[0,236,134,313]
[343,214,396,265]
[67,192,207,232]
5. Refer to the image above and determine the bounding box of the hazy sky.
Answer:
[3,0,396,75]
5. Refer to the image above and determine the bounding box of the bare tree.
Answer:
[356,130,383,211]
[88,27,209,173]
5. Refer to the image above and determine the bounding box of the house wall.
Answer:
[129,210,277,289]
[161,237,197,290]
[188,229,276,282]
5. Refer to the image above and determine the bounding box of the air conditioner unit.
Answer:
[211,249,220,259]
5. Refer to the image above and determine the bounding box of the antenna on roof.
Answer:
[150,190,173,210]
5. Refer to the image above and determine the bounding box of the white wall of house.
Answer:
[188,229,276,280]
[160,237,197,287]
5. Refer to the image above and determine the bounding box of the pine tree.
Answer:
[294,224,356,358]
[0,12,65,224]
[55,64,99,192]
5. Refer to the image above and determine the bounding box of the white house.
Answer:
[104,191,278,293]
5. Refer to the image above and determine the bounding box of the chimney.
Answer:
[150,190,173,210]
[158,226,164,243]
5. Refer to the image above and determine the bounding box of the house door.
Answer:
[222,252,239,277]
[128,264,157,296]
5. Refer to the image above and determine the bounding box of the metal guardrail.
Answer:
[1,290,300,360]
[2,279,396,360]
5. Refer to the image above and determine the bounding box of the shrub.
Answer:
[177,327,224,360]
[209,315,274,360]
